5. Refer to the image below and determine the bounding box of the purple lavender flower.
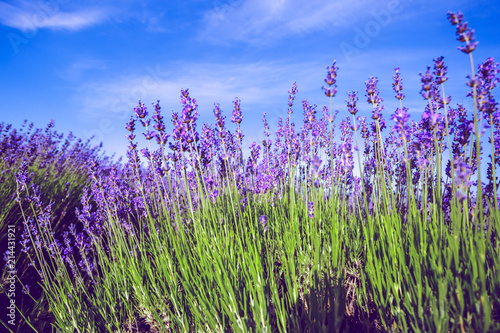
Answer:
[169,89,199,151]
[323,88,337,98]
[324,61,338,85]
[454,156,473,201]
[262,112,270,138]
[134,101,148,119]
[359,116,369,139]
[156,133,170,146]
[153,120,165,132]
[302,100,318,135]
[125,116,136,132]
[152,101,166,133]
[143,130,156,141]
[141,148,151,159]
[447,11,478,54]
[392,67,405,100]
[322,61,338,97]
[365,77,381,106]
[199,123,215,167]
[22,284,30,295]
[259,215,268,232]
[231,98,243,124]
[307,201,314,219]
[475,57,499,117]
[451,105,473,158]
[288,82,298,114]
[433,56,448,85]
[365,77,384,122]
[372,106,384,122]
[338,118,355,174]
[391,107,410,141]
[140,118,151,127]
[15,158,32,192]
[346,91,359,115]
[247,142,261,173]
[213,103,227,139]
[420,66,434,100]
[312,154,322,175]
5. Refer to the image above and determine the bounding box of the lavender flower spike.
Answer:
[365,77,383,120]
[392,67,405,100]
[346,91,359,115]
[391,107,410,141]
[433,56,448,85]
[447,11,478,54]
[365,77,381,106]
[231,98,243,124]
[420,66,434,100]
[475,57,499,117]
[322,60,339,97]
[307,201,314,219]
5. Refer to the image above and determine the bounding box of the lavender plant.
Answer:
[4,10,500,333]
[0,120,117,332]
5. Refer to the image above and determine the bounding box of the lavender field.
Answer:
[1,11,500,332]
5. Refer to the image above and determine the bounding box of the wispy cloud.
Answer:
[199,0,401,44]
[74,59,325,123]
[0,0,106,31]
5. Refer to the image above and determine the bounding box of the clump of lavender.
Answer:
[475,57,500,212]
[1,119,118,331]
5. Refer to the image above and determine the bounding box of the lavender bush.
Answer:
[0,120,118,331]
[2,11,500,332]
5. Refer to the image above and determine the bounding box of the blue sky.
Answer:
[1,0,499,160]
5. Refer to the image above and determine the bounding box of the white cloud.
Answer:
[199,0,402,44]
[0,0,106,31]
[75,60,324,122]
